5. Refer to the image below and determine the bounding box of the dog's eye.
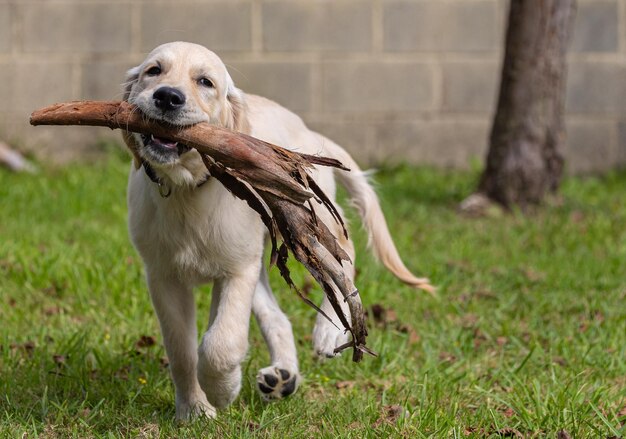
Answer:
[198,77,214,88]
[145,65,161,76]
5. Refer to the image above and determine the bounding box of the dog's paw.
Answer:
[312,324,350,358]
[256,366,300,401]
[175,398,216,421]
[198,368,242,409]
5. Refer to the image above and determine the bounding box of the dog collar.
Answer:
[141,161,210,198]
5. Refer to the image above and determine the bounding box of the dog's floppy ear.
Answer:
[122,66,143,169]
[123,66,140,101]
[221,77,250,134]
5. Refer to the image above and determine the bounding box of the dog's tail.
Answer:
[325,142,435,295]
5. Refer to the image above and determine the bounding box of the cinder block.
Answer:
[571,1,618,52]
[307,120,372,163]
[383,1,498,52]
[615,122,626,168]
[566,62,626,113]
[22,3,131,53]
[226,61,313,112]
[565,120,616,173]
[262,1,371,51]
[0,63,12,108]
[442,62,500,112]
[322,62,435,112]
[370,121,489,167]
[13,61,74,113]
[82,61,138,101]
[0,4,11,52]
[140,3,252,52]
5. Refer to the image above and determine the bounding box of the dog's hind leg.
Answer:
[312,221,355,358]
[252,266,301,401]
[197,262,259,409]
[312,286,352,358]
[146,272,215,420]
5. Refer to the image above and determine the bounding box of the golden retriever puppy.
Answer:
[123,41,430,420]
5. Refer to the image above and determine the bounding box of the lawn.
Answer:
[1,148,625,438]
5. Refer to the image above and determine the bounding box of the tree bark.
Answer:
[476,0,576,209]
[30,100,383,361]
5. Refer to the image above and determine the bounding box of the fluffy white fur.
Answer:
[123,42,430,420]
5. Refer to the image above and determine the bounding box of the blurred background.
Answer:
[0,0,622,173]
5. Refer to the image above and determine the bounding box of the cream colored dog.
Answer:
[123,42,430,420]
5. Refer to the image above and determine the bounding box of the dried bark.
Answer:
[474,0,576,209]
[30,100,372,361]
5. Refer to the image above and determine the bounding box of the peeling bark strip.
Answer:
[30,100,371,362]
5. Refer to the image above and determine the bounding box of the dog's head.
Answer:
[123,42,248,186]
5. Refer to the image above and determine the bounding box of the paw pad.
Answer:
[256,366,299,401]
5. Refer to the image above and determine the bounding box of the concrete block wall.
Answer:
[0,0,624,173]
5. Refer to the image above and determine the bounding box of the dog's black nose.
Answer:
[153,87,186,112]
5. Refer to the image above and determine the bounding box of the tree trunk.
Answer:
[476,0,576,209]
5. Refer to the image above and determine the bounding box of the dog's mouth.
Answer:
[141,133,192,156]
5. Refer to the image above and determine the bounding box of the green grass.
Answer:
[1,149,625,438]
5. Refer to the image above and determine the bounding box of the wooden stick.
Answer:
[31,100,372,362]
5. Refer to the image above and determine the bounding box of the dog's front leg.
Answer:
[197,263,260,408]
[147,272,215,420]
